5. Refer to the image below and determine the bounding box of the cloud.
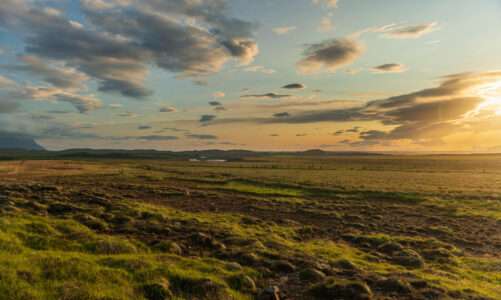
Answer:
[273,26,296,35]
[243,65,276,75]
[138,135,178,141]
[318,16,334,32]
[256,99,350,109]
[36,123,100,139]
[209,101,223,106]
[54,93,102,113]
[256,71,501,144]
[0,0,259,99]
[371,63,407,74]
[312,0,338,8]
[0,75,16,88]
[383,22,439,39]
[385,97,483,123]
[0,100,20,113]
[109,103,122,109]
[269,72,501,124]
[0,56,101,113]
[333,126,361,135]
[273,112,291,118]
[241,93,292,99]
[282,83,306,90]
[200,114,217,123]
[164,127,189,133]
[5,55,88,89]
[159,106,176,113]
[47,110,72,114]
[118,112,138,117]
[213,91,225,98]
[297,38,364,74]
[1,83,102,113]
[186,134,218,140]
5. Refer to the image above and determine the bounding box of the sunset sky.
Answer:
[1,0,501,152]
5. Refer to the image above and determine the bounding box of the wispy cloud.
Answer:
[186,134,218,140]
[318,16,334,32]
[159,106,176,113]
[383,22,439,39]
[243,65,276,75]
[312,0,338,9]
[241,93,292,99]
[370,63,407,74]
[272,26,296,35]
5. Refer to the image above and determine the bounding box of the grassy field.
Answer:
[0,156,500,299]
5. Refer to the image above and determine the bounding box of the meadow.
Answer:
[0,155,500,300]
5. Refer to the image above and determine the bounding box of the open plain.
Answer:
[1,155,500,300]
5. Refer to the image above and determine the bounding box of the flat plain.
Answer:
[1,155,500,299]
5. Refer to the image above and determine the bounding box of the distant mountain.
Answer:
[0,132,44,151]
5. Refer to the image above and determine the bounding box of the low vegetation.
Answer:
[0,157,500,299]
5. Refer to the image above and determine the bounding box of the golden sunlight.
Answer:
[474,80,501,115]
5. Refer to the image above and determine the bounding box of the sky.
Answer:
[1,0,501,152]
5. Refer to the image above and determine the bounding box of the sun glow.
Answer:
[475,80,501,116]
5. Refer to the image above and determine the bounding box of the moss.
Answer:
[309,278,373,300]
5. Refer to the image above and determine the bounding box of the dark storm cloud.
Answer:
[241,93,292,99]
[0,0,258,99]
[297,38,364,74]
[186,134,218,140]
[282,83,306,89]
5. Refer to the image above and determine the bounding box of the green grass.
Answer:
[0,213,255,300]
[218,180,303,197]
[1,157,501,299]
